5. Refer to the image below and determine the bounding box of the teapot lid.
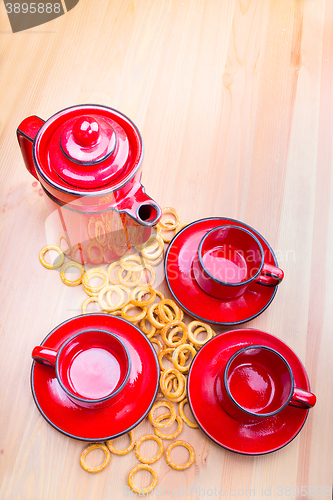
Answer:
[34,105,142,193]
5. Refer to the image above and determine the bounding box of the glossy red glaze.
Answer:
[17,115,45,180]
[165,218,281,325]
[17,105,161,264]
[30,314,159,441]
[257,263,284,286]
[187,329,312,455]
[32,346,58,366]
[221,346,296,422]
[57,116,119,187]
[72,116,102,147]
[290,387,317,409]
[193,225,265,300]
[58,330,129,406]
[193,225,284,300]
[33,329,131,409]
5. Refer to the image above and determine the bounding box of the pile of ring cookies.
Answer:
[80,399,197,495]
[38,207,185,275]
[75,284,214,494]
[38,207,215,495]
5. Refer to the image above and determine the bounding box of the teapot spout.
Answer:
[117,183,161,227]
[17,116,45,180]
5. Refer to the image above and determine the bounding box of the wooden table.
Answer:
[1,1,332,498]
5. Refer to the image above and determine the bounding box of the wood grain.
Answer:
[0,0,332,499]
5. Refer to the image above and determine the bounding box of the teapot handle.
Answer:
[17,116,45,180]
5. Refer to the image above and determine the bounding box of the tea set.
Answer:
[18,104,316,455]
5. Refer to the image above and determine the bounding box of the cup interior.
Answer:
[57,329,130,402]
[200,226,263,284]
[225,346,293,416]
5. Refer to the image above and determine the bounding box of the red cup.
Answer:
[220,345,316,423]
[32,329,131,409]
[193,225,284,300]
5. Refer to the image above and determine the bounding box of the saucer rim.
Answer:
[164,217,278,326]
[30,313,160,442]
[187,328,310,455]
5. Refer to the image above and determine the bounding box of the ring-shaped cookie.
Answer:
[121,303,147,323]
[147,303,166,330]
[164,386,187,403]
[157,348,174,371]
[172,344,197,373]
[187,321,214,346]
[98,285,124,312]
[106,430,135,455]
[60,260,85,286]
[165,440,195,470]
[144,253,164,267]
[39,245,65,270]
[107,261,122,284]
[81,296,101,314]
[107,284,131,309]
[131,286,156,307]
[120,254,146,272]
[82,267,108,296]
[154,413,183,440]
[165,373,179,393]
[117,267,143,287]
[134,434,164,464]
[155,290,165,302]
[141,264,155,287]
[57,233,71,255]
[158,299,181,323]
[128,464,158,495]
[140,235,164,260]
[87,239,104,265]
[165,328,185,347]
[139,318,156,338]
[79,443,111,473]
[158,299,182,323]
[178,350,191,366]
[159,207,180,230]
[178,399,199,429]
[148,401,176,429]
[158,226,176,243]
[160,369,185,399]
[161,321,187,348]
[141,236,160,253]
[149,337,164,354]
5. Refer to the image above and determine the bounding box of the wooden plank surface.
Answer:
[0,0,332,498]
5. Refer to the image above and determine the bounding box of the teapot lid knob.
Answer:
[60,114,116,165]
[72,116,100,147]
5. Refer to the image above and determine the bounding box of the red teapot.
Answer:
[17,105,161,264]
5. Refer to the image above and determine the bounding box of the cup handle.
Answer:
[32,346,58,367]
[255,263,284,287]
[289,387,316,409]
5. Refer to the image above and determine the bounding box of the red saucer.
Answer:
[187,329,310,455]
[165,218,279,325]
[31,314,159,441]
